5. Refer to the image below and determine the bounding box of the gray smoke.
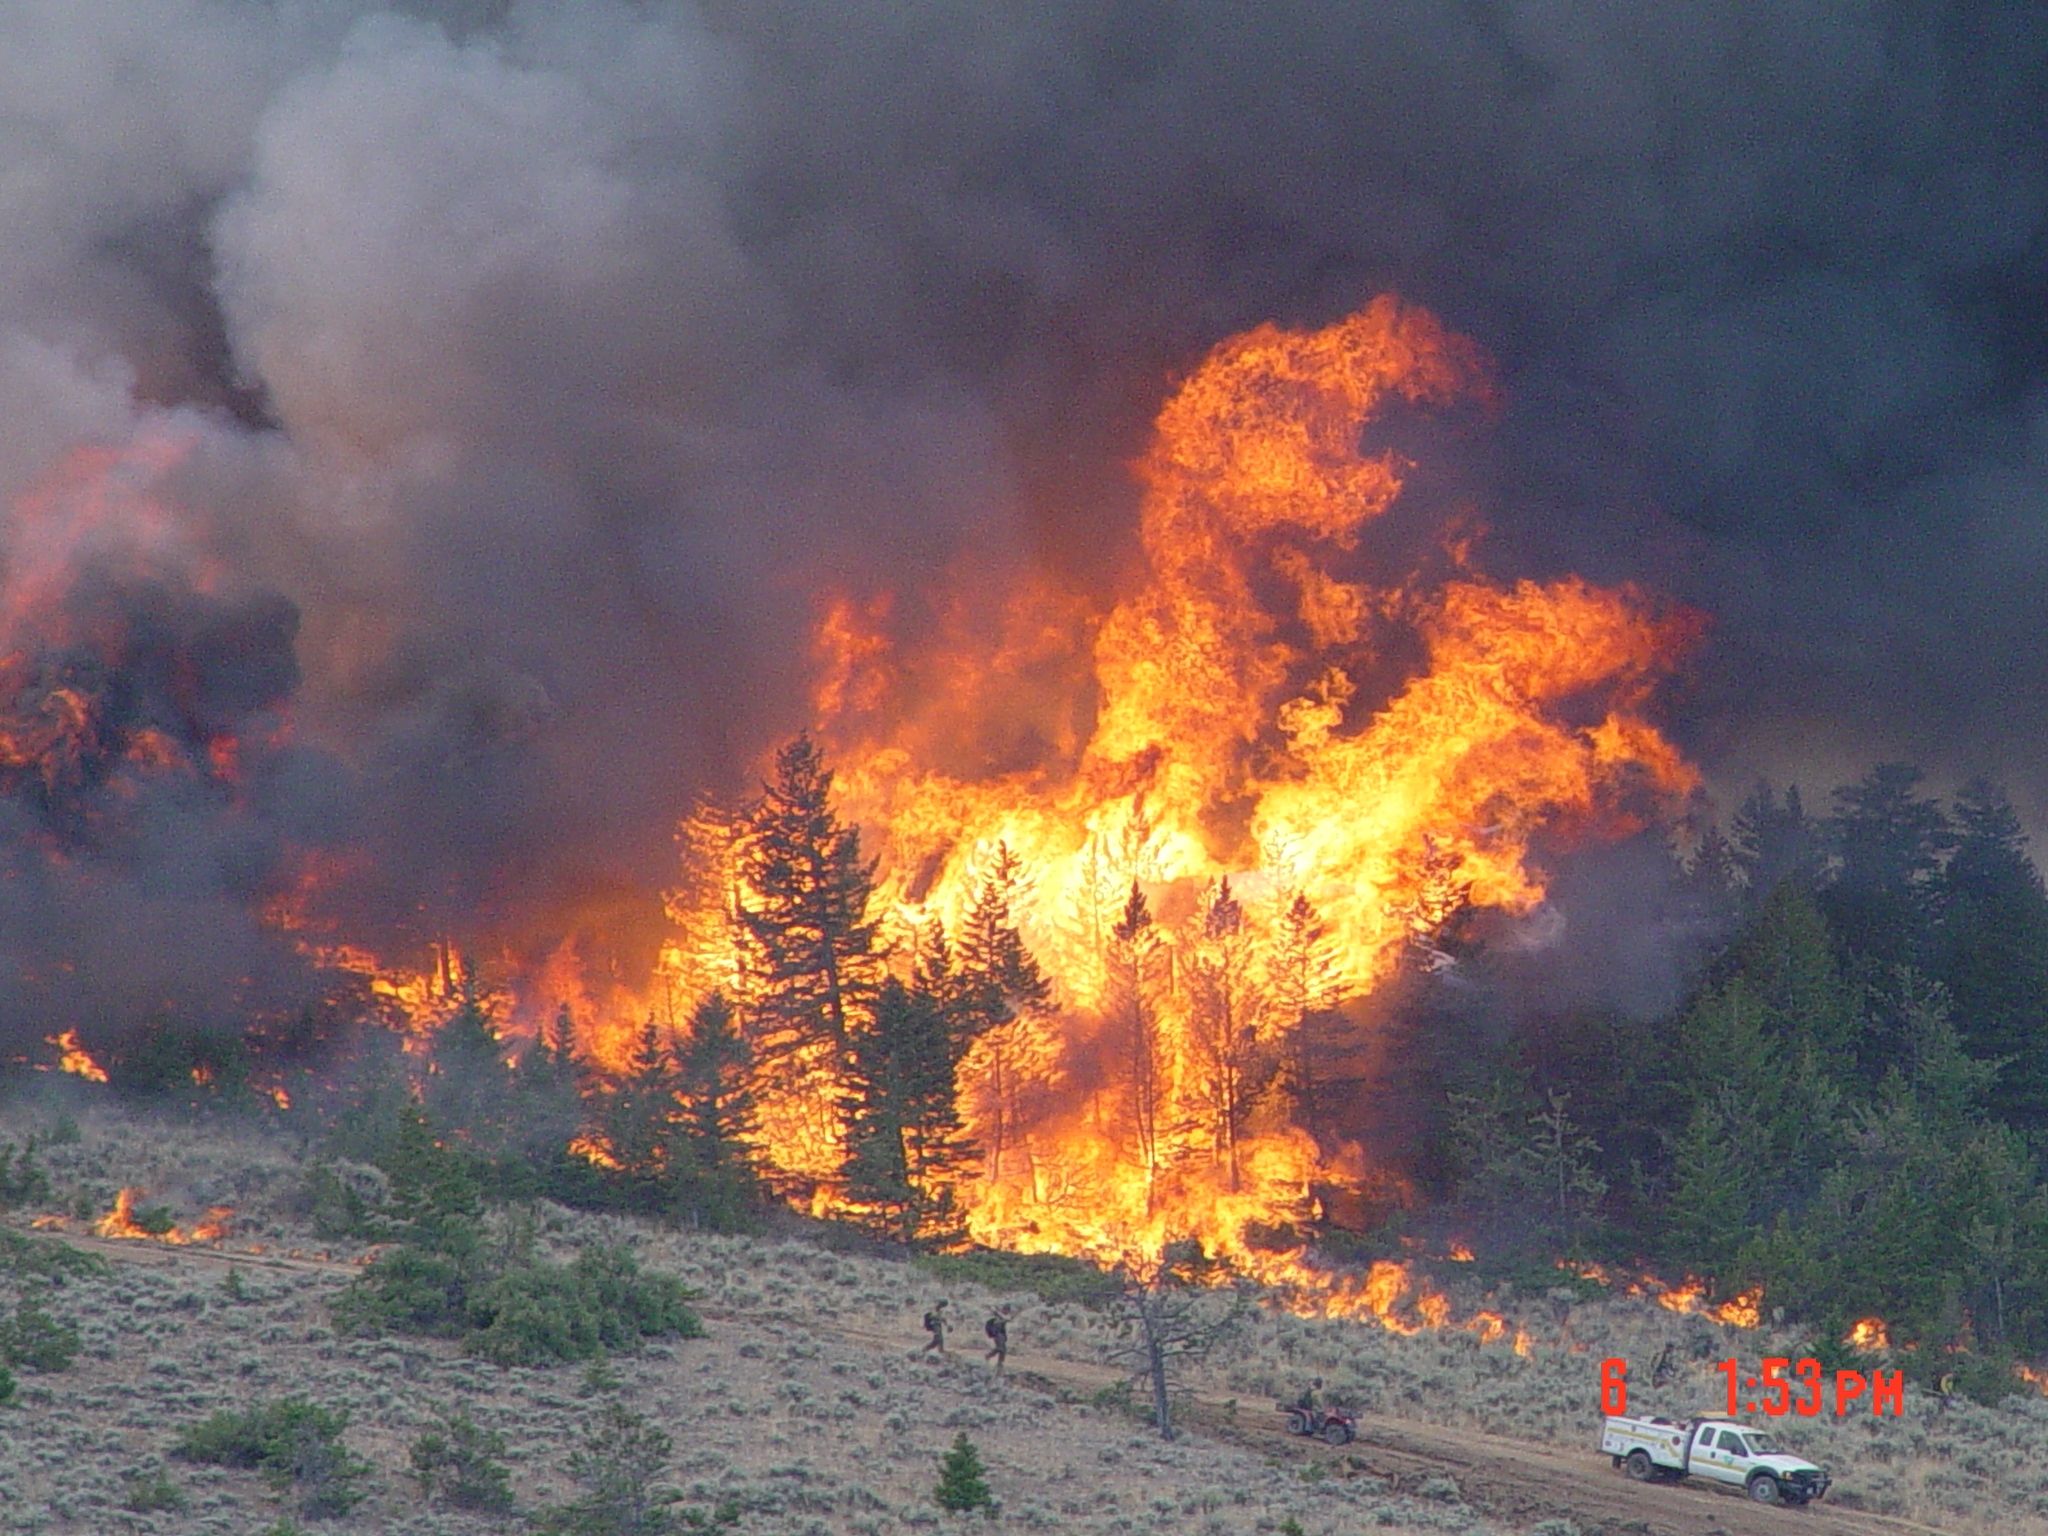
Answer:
[0,0,2042,1048]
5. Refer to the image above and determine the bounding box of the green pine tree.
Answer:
[422,964,516,1148]
[1824,762,1955,974]
[1938,778,2048,1129]
[733,736,880,1192]
[844,978,973,1243]
[934,1432,994,1513]
[511,1003,586,1164]
[669,992,761,1230]
[589,1021,681,1188]
[1729,781,1822,906]
[1665,1091,1755,1273]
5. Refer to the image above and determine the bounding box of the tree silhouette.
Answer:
[1108,881,1165,1202]
[733,734,880,1184]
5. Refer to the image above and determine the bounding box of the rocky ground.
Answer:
[0,1101,2038,1536]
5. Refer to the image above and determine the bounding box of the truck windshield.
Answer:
[1742,1433,1775,1455]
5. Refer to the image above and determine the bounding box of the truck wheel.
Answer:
[1625,1450,1653,1482]
[1747,1473,1782,1505]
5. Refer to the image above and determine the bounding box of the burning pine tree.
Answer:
[662,296,1697,1271]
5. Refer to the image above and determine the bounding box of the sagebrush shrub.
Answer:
[120,1472,186,1513]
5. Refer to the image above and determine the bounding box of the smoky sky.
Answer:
[1,0,2045,1022]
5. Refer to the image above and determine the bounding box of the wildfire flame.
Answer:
[669,296,1698,1286]
[47,1029,108,1083]
[6,300,1706,1346]
[92,1188,232,1244]
[1847,1317,1891,1350]
[1562,1261,1764,1328]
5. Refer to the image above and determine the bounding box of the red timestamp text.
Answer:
[1599,1357,1905,1417]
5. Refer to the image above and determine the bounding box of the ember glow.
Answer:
[672,298,1698,1280]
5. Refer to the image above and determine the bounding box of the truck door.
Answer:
[1698,1429,1740,1484]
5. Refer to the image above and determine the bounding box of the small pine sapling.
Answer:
[409,1407,514,1512]
[934,1432,995,1514]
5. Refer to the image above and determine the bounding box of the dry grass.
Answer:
[3,1100,2043,1534]
[0,1103,1510,1536]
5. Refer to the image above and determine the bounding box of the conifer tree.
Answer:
[511,1002,585,1163]
[951,844,1054,1182]
[670,992,760,1229]
[423,963,515,1148]
[934,1433,994,1513]
[1730,782,1822,902]
[1665,1090,1755,1273]
[590,1020,680,1183]
[1108,881,1165,1195]
[1187,879,1270,1191]
[1271,890,1339,1126]
[1939,779,2048,1128]
[735,734,878,1060]
[955,842,1052,1036]
[1824,763,1955,972]
[844,977,972,1243]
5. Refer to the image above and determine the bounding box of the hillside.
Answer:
[0,1103,2038,1536]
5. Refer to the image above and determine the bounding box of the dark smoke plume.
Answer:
[0,0,2043,1053]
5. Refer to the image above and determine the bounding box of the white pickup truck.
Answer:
[1602,1415,1830,1506]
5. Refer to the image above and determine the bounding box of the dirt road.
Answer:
[14,1223,1957,1536]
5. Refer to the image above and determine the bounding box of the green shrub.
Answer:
[0,1140,50,1210]
[337,1237,701,1367]
[409,1407,514,1512]
[935,1432,995,1513]
[0,1365,14,1405]
[172,1398,370,1517]
[330,1244,471,1338]
[0,1295,79,1372]
[121,1473,186,1513]
[129,1202,177,1236]
[541,1402,679,1535]
[0,1228,106,1282]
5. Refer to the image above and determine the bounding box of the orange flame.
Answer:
[93,1189,232,1245]
[1569,1264,1764,1329]
[1847,1317,1890,1350]
[665,296,1698,1281]
[567,1134,624,1171]
[47,1029,108,1083]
